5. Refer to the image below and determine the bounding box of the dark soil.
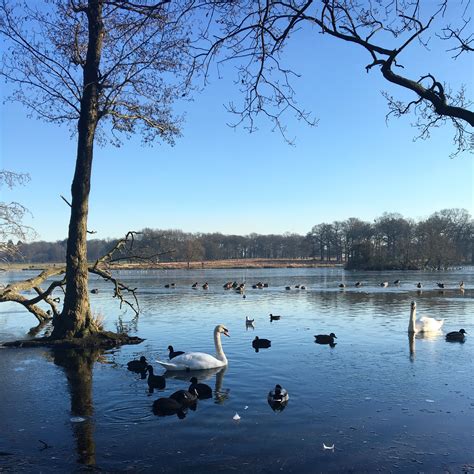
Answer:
[2,331,144,349]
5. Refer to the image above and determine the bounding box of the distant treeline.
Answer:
[7,208,473,270]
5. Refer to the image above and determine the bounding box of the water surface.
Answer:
[1,268,473,472]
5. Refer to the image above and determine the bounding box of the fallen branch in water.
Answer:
[0,231,174,325]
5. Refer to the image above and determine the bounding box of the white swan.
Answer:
[408,301,444,334]
[156,325,229,371]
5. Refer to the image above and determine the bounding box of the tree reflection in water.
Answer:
[52,348,102,467]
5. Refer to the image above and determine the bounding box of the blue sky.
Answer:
[1,8,473,242]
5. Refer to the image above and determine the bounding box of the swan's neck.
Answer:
[214,329,227,363]
[408,306,416,333]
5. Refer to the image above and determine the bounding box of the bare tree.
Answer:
[0,0,194,342]
[198,0,473,154]
[0,170,36,261]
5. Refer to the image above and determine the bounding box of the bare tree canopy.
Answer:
[0,0,193,145]
[197,0,473,154]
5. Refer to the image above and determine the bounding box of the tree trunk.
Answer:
[51,1,104,339]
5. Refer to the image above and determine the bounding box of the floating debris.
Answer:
[70,417,86,423]
[323,443,335,450]
[233,413,241,421]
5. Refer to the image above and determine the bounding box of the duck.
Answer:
[459,281,465,290]
[416,282,423,289]
[285,286,291,290]
[314,333,337,345]
[252,336,271,351]
[90,288,99,294]
[437,282,445,289]
[156,325,229,371]
[127,356,147,372]
[380,281,388,288]
[245,316,255,326]
[189,377,213,399]
[192,282,198,288]
[168,345,185,359]
[202,282,209,290]
[407,301,444,334]
[300,285,306,290]
[268,384,289,403]
[394,279,401,285]
[338,283,346,288]
[170,389,198,408]
[152,397,186,418]
[269,313,281,321]
[355,281,362,288]
[146,365,166,391]
[445,329,467,342]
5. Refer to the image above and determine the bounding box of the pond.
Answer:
[1,267,473,472]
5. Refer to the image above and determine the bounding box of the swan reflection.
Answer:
[408,330,444,362]
[163,365,224,382]
[163,366,229,404]
[408,333,415,362]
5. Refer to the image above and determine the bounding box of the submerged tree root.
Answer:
[2,331,144,349]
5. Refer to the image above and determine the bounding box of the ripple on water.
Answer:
[100,398,154,424]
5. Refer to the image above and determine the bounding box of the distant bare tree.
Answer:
[199,0,473,154]
[0,170,35,261]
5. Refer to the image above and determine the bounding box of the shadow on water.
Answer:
[52,348,102,467]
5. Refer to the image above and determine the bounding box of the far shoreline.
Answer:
[2,258,343,272]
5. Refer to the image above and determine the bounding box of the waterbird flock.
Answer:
[158,279,467,292]
[126,282,468,420]
[126,324,287,418]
